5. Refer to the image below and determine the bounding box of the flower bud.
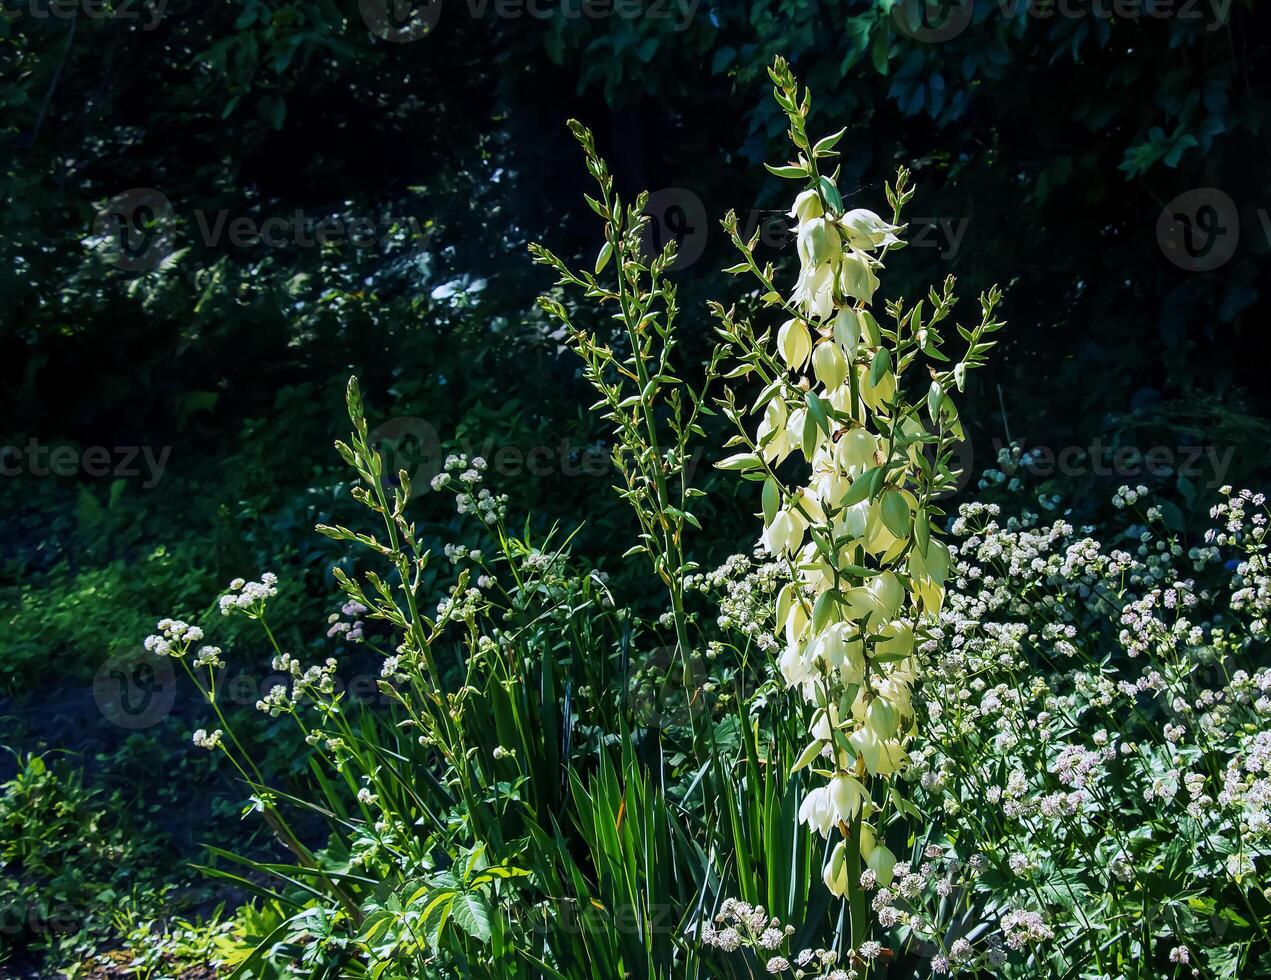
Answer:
[839,248,880,305]
[858,362,896,412]
[823,841,850,897]
[866,841,898,887]
[777,318,812,370]
[812,340,847,391]
[832,307,861,356]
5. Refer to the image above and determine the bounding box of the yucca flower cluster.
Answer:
[764,196,935,898]
[713,60,1004,917]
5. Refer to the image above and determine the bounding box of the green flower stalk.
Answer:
[712,58,1006,932]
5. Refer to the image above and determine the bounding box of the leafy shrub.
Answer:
[0,755,173,972]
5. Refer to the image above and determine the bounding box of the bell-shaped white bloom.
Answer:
[867,571,904,620]
[875,621,914,661]
[812,466,849,512]
[865,696,901,740]
[762,507,806,556]
[832,307,861,357]
[812,340,847,391]
[837,498,870,540]
[855,674,913,723]
[909,538,951,586]
[799,785,837,837]
[857,361,896,412]
[835,428,879,479]
[797,216,842,268]
[779,640,817,688]
[828,383,854,416]
[757,398,794,463]
[781,589,810,651]
[777,318,812,370]
[812,703,840,742]
[829,773,866,821]
[863,498,903,558]
[790,188,825,223]
[807,622,863,683]
[914,577,945,616]
[793,261,837,320]
[842,571,902,628]
[823,840,850,897]
[849,725,909,775]
[839,208,902,251]
[839,247,880,306]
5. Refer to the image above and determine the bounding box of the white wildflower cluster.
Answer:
[436,584,484,622]
[191,728,223,750]
[260,652,341,714]
[907,482,1271,971]
[144,618,203,657]
[444,543,484,565]
[192,645,224,669]
[686,551,785,653]
[430,454,508,526]
[698,899,853,977]
[218,572,279,617]
[327,599,367,642]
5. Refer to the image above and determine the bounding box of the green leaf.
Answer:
[914,509,930,555]
[841,466,882,508]
[805,391,830,436]
[801,408,820,459]
[880,490,910,538]
[812,128,847,158]
[869,347,892,386]
[765,163,809,179]
[762,476,780,525]
[715,452,762,471]
[450,890,492,943]
[812,590,837,633]
[817,175,844,213]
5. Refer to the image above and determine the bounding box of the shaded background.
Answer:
[3,0,1270,688]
